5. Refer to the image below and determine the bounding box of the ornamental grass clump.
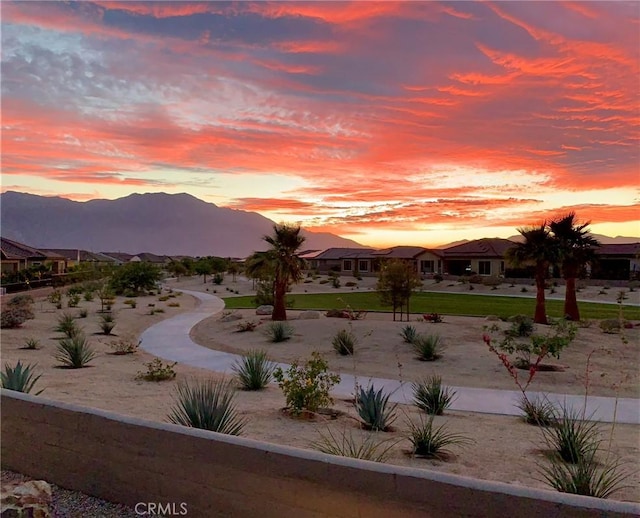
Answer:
[407,414,472,458]
[1,361,44,394]
[168,378,245,435]
[55,333,96,368]
[232,349,275,390]
[355,385,398,431]
[332,328,356,356]
[22,338,41,350]
[311,428,397,462]
[273,351,340,416]
[516,394,557,426]
[412,333,444,361]
[412,376,456,415]
[265,321,294,343]
[400,325,417,344]
[543,406,601,464]
[99,314,116,335]
[54,313,80,338]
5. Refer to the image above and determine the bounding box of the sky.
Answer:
[1,1,639,247]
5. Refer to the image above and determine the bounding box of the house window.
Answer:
[500,261,505,274]
[479,261,491,275]
[421,260,435,273]
[358,260,368,272]
[343,260,353,271]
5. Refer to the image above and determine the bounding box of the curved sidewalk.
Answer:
[140,289,639,425]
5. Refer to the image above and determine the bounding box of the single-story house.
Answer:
[306,248,376,274]
[441,238,516,276]
[592,243,640,280]
[1,237,66,275]
[40,249,119,269]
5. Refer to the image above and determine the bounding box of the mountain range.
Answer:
[0,191,365,257]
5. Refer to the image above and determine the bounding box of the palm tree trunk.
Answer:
[534,263,548,325]
[563,266,580,321]
[272,277,288,321]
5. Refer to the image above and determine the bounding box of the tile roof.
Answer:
[40,249,118,262]
[1,237,64,260]
[313,247,376,260]
[372,246,438,259]
[596,243,640,256]
[442,238,516,257]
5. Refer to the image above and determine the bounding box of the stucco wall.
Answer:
[2,390,638,517]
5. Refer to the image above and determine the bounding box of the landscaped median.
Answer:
[222,291,640,320]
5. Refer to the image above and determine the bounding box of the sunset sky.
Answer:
[2,1,639,247]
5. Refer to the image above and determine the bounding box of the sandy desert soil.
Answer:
[1,281,639,503]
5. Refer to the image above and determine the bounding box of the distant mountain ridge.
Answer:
[0,191,365,257]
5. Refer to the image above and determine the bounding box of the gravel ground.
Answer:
[2,471,150,517]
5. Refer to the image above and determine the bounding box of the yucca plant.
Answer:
[540,447,631,499]
[167,379,245,435]
[311,427,397,462]
[412,376,456,415]
[332,328,356,355]
[54,313,80,338]
[543,406,601,463]
[355,385,398,431]
[517,394,557,426]
[412,333,444,361]
[1,361,44,394]
[232,350,275,390]
[55,333,96,368]
[407,414,472,458]
[99,314,116,335]
[22,338,41,350]
[265,321,294,343]
[400,325,418,344]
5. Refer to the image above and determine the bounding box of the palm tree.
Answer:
[549,213,600,321]
[262,224,306,321]
[506,224,558,324]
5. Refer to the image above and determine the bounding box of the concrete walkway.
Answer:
[140,289,640,425]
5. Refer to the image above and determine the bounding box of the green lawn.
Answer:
[222,291,640,320]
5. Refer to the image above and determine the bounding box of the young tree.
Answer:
[376,259,422,321]
[506,224,558,324]
[549,213,600,321]
[194,257,215,284]
[166,260,188,280]
[109,262,162,295]
[262,224,306,321]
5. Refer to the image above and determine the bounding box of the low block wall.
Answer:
[2,391,638,517]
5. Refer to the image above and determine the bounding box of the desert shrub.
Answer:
[66,286,83,296]
[311,428,396,462]
[433,273,443,283]
[78,308,88,318]
[158,295,170,302]
[400,325,418,344]
[48,290,63,305]
[412,334,444,361]
[123,299,137,308]
[319,279,329,285]
[332,277,341,289]
[67,293,81,308]
[1,308,34,329]
[543,407,601,464]
[265,321,294,343]
[7,294,34,308]
[482,276,503,287]
[212,273,224,285]
[273,351,340,416]
[109,336,140,355]
[236,320,259,332]
[167,302,180,307]
[540,447,631,499]
[332,328,356,355]
[521,287,528,293]
[55,333,96,368]
[168,378,244,435]
[407,415,472,458]
[412,376,456,415]
[99,315,116,335]
[232,349,275,390]
[423,313,443,323]
[599,319,624,334]
[83,291,95,302]
[345,281,357,287]
[136,358,177,381]
[22,338,41,350]
[1,361,43,394]
[54,313,81,338]
[355,385,398,431]
[109,262,162,295]
[505,315,534,337]
[516,394,557,426]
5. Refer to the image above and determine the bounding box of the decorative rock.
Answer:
[1,480,52,518]
[255,305,274,316]
[220,313,242,323]
[298,311,321,320]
